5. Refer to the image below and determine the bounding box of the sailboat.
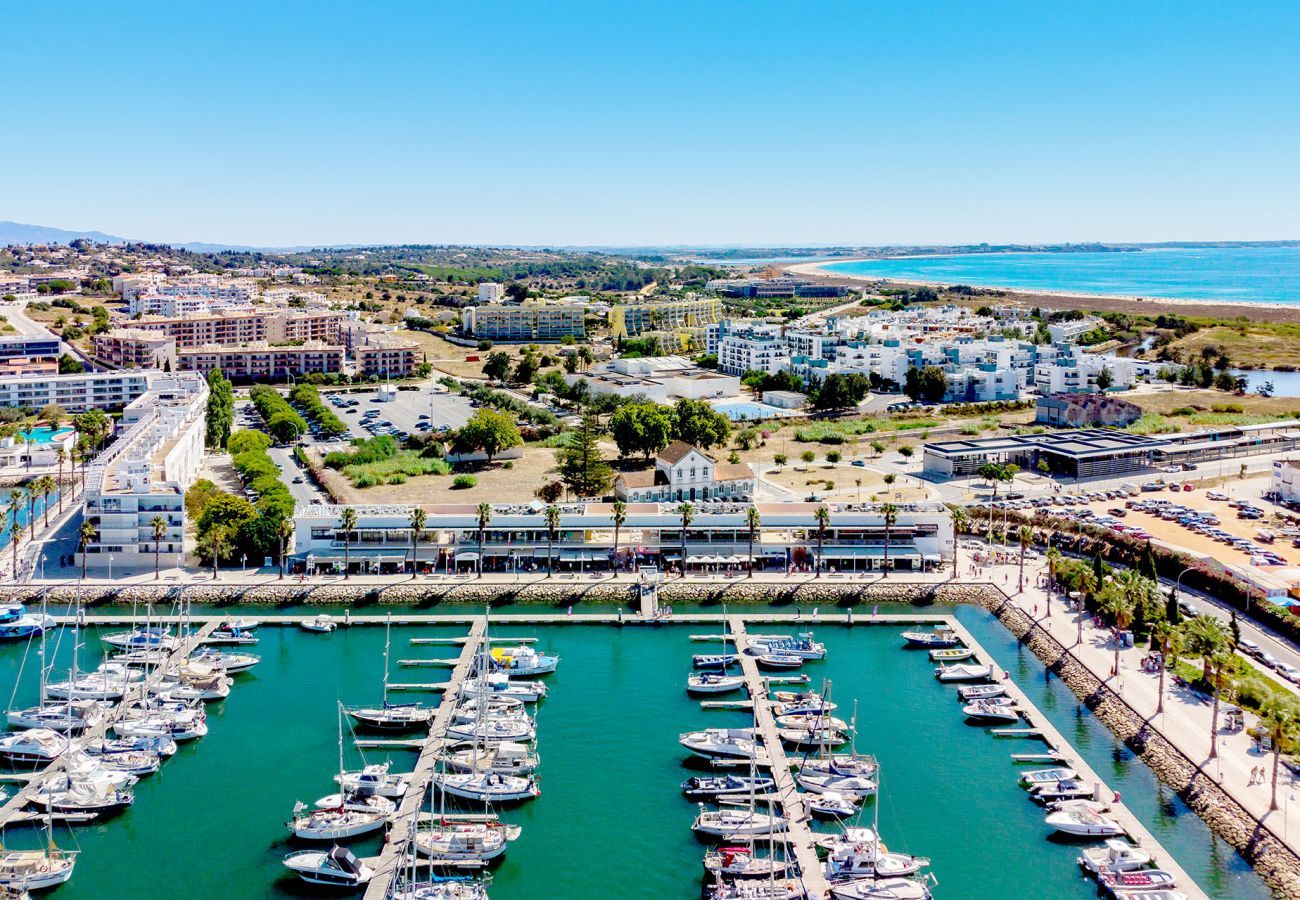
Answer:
[438,740,539,776]
[335,761,412,798]
[702,730,791,879]
[820,766,929,881]
[0,809,78,890]
[415,775,522,863]
[288,705,388,841]
[390,804,493,899]
[459,674,547,704]
[347,616,435,730]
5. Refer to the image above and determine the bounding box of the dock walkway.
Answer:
[363,617,486,899]
[728,616,829,899]
[0,619,219,828]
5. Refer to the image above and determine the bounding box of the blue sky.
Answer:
[5,1,1299,248]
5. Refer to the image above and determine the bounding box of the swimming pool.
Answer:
[15,426,73,445]
[711,401,788,421]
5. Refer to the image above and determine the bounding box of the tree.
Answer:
[883,473,897,487]
[55,447,67,514]
[149,515,167,580]
[826,450,842,465]
[609,402,674,460]
[611,500,627,574]
[207,524,229,581]
[800,450,816,470]
[482,351,512,383]
[676,502,694,577]
[278,518,295,580]
[205,369,234,449]
[513,353,539,385]
[1096,366,1114,391]
[1206,649,1233,760]
[1139,542,1158,581]
[875,502,899,576]
[79,519,96,580]
[39,403,66,429]
[73,409,109,451]
[810,373,869,411]
[1098,588,1135,682]
[741,370,768,399]
[535,481,564,504]
[409,507,427,579]
[339,507,358,579]
[813,506,830,577]
[8,519,22,577]
[671,398,730,450]
[1017,525,1033,593]
[1152,620,1182,715]
[1183,614,1232,683]
[34,475,55,528]
[870,440,885,457]
[746,507,761,578]
[544,505,561,577]
[475,503,492,578]
[1259,697,1300,811]
[773,453,787,468]
[455,409,522,463]
[904,366,923,401]
[557,415,614,499]
[946,504,969,573]
[919,366,947,403]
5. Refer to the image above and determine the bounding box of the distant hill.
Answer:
[0,220,133,246]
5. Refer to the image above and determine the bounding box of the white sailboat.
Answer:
[289,705,387,841]
[0,809,77,890]
[437,740,539,776]
[416,775,521,863]
[459,674,547,704]
[688,673,746,695]
[347,615,435,730]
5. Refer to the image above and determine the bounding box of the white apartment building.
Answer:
[478,283,504,304]
[565,356,740,404]
[0,370,153,412]
[81,373,208,573]
[716,321,790,376]
[1047,318,1102,343]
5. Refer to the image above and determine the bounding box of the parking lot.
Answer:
[324,383,474,442]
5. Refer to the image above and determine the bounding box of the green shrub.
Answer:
[452,474,477,489]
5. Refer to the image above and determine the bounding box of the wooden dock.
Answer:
[0,619,220,830]
[728,616,829,899]
[363,617,486,900]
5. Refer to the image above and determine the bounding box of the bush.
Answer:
[452,474,477,489]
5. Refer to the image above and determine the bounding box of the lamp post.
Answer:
[1172,565,1197,616]
[1069,591,1084,647]
[242,554,247,576]
[107,554,113,582]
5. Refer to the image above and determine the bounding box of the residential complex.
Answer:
[716,320,792,375]
[81,372,208,573]
[176,342,345,380]
[462,302,586,341]
[705,277,846,298]
[608,296,723,353]
[0,369,153,412]
[562,356,739,404]
[111,309,347,348]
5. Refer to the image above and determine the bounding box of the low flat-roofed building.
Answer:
[1273,458,1300,503]
[565,356,740,403]
[924,429,1166,479]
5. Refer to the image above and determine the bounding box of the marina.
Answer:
[0,607,1272,898]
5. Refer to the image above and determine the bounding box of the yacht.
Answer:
[830,877,933,899]
[438,741,539,776]
[336,762,411,798]
[388,875,491,900]
[452,696,525,720]
[692,807,787,839]
[445,714,535,744]
[29,775,133,816]
[0,613,55,641]
[702,847,793,880]
[962,700,1019,724]
[113,711,208,742]
[775,713,847,731]
[414,820,521,863]
[205,625,258,645]
[487,645,558,676]
[749,633,826,660]
[101,627,179,651]
[756,653,803,670]
[86,734,177,759]
[809,790,857,818]
[900,625,959,648]
[189,648,260,673]
[822,829,928,879]
[682,775,776,801]
[289,801,387,841]
[687,673,745,695]
[72,745,159,777]
[0,729,70,764]
[679,728,758,760]
[778,725,845,748]
[313,792,396,817]
[348,618,435,730]
[1030,778,1094,803]
[459,675,547,703]
[0,846,76,891]
[283,846,372,888]
[1077,839,1154,875]
[429,771,539,804]
[6,700,101,734]
[1045,808,1125,837]
[796,766,877,798]
[707,880,804,900]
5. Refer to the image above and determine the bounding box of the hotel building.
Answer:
[462,303,586,342]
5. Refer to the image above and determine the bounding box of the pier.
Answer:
[362,616,486,900]
[0,619,219,829]
[727,616,830,899]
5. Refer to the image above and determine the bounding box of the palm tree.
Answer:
[1151,620,1182,715]
[55,447,67,513]
[9,520,22,577]
[475,503,492,579]
[945,504,969,574]
[209,525,227,581]
[79,519,96,581]
[1017,525,1033,593]
[611,500,627,577]
[1098,588,1135,683]
[544,505,561,578]
[409,507,427,579]
[880,503,898,577]
[339,507,358,579]
[150,515,166,580]
[25,488,35,534]
[675,502,694,578]
[277,518,295,580]
[36,476,54,529]
[813,506,830,578]
[745,507,761,578]
[1206,649,1234,760]
[1259,697,1299,811]
[1182,614,1232,684]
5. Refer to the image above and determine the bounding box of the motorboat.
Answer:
[205,625,258,646]
[1030,778,1095,803]
[289,801,387,841]
[0,603,27,624]
[6,699,102,733]
[430,771,539,803]
[487,645,558,676]
[934,664,992,683]
[680,728,759,760]
[1077,839,1154,875]
[1109,891,1186,900]
[85,734,177,759]
[756,653,803,670]
[771,689,833,707]
[152,666,232,702]
[0,614,55,640]
[830,877,934,899]
[113,712,208,742]
[314,792,397,817]
[703,847,794,880]
[796,766,877,798]
[771,698,836,718]
[452,697,525,720]
[929,647,975,662]
[301,615,337,633]
[63,749,144,787]
[688,673,745,695]
[822,830,928,880]
[775,713,847,731]
[70,745,159,777]
[694,654,738,670]
[438,741,539,776]
[1100,871,1178,892]
[957,683,1007,701]
[414,820,521,862]
[779,726,845,748]
[445,715,535,744]
[28,775,133,816]
[1046,808,1125,837]
[809,790,858,818]
[1019,767,1078,788]
[692,807,787,839]
[101,628,179,651]
[0,846,77,891]
[0,729,70,764]
[682,775,776,801]
[963,700,1019,724]
[348,702,436,731]
[750,633,826,660]
[336,762,412,798]
[283,846,373,887]
[900,625,958,648]
[459,675,547,703]
[218,618,259,632]
[799,753,877,781]
[189,648,260,673]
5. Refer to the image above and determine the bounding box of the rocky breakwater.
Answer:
[985,595,1300,900]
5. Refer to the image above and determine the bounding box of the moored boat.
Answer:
[680,728,758,760]
[1077,839,1153,875]
[283,846,372,887]
[682,775,776,801]
[688,673,745,695]
[900,625,958,649]
[929,647,975,662]
[934,663,992,683]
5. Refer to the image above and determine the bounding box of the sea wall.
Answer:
[982,594,1300,900]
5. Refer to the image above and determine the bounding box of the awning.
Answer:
[456,551,480,562]
[821,546,922,559]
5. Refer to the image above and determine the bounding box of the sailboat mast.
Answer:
[382,613,391,708]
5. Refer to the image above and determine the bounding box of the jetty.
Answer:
[728,616,829,900]
[362,617,486,900]
[0,619,220,829]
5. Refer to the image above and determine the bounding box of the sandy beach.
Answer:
[785,259,1300,324]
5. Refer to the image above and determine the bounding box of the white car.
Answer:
[1206,491,1229,501]
[1278,664,1300,685]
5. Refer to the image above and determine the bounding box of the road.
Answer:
[267,445,325,506]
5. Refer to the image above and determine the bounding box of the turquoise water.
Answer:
[822,247,1300,305]
[0,614,1273,898]
[19,426,73,445]
[712,401,787,422]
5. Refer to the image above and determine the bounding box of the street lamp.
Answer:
[242,554,248,576]
[1172,565,1198,617]
[108,554,114,582]
[1068,591,1084,647]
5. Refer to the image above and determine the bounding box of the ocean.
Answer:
[819,246,1300,306]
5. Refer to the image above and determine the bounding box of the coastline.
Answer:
[786,259,1300,324]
